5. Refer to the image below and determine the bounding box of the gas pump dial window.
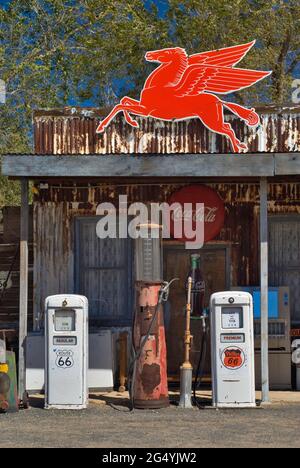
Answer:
[54,310,75,332]
[221,307,243,329]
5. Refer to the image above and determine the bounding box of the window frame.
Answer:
[74,216,134,327]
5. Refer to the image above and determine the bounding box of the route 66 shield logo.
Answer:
[222,347,245,370]
[55,349,74,369]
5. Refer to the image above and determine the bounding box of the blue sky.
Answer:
[145,0,169,16]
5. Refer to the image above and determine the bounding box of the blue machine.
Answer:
[233,286,291,390]
[235,287,289,319]
[253,289,278,319]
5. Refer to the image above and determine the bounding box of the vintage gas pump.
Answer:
[0,338,9,411]
[210,291,256,408]
[45,295,88,410]
[132,280,177,409]
[292,340,300,391]
[0,333,18,413]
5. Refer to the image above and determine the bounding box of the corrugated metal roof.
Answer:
[33,105,300,155]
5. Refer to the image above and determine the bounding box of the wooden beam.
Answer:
[260,177,270,403]
[18,179,29,405]
[2,154,275,178]
[275,153,300,175]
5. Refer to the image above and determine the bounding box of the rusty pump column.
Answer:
[179,276,193,408]
[133,281,169,409]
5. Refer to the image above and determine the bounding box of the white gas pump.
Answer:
[45,295,88,410]
[292,340,300,391]
[210,291,256,408]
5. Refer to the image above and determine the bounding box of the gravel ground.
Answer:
[0,395,300,448]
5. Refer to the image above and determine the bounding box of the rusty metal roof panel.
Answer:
[33,106,300,155]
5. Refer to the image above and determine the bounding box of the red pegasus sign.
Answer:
[96,41,271,153]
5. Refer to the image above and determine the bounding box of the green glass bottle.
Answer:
[186,254,205,316]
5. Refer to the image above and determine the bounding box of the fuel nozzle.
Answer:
[201,308,209,334]
[159,278,179,303]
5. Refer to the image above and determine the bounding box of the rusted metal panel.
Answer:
[35,181,300,205]
[33,106,300,155]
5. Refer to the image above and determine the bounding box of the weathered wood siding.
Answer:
[33,181,300,324]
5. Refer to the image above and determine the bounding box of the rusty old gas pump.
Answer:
[0,337,10,412]
[0,331,18,413]
[131,280,177,409]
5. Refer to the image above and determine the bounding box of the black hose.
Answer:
[108,299,161,413]
[193,319,208,409]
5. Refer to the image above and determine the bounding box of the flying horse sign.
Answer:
[96,41,271,153]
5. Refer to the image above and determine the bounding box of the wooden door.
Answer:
[163,244,230,377]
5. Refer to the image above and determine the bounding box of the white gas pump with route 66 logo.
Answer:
[210,291,256,408]
[45,295,88,409]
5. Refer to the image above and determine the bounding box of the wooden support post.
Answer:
[18,179,29,404]
[260,178,270,403]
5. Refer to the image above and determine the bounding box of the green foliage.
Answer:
[0,103,31,207]
[167,0,300,104]
[0,0,299,206]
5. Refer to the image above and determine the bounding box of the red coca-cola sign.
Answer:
[168,185,225,243]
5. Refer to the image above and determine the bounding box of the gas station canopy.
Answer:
[2,153,300,179]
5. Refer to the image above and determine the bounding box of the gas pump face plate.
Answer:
[221,333,245,344]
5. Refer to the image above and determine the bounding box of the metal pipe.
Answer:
[260,177,270,403]
[183,277,193,368]
[18,178,29,405]
[179,276,193,409]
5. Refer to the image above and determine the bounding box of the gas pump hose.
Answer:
[193,314,209,409]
